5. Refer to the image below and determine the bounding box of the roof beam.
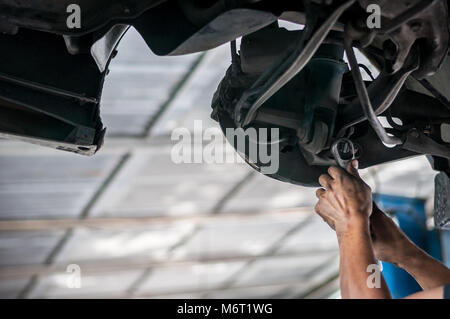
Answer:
[0,248,337,280]
[0,207,314,231]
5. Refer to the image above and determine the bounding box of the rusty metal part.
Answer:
[357,0,450,78]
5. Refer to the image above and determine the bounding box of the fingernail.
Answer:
[352,160,359,169]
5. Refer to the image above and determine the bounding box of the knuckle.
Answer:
[314,203,320,213]
[318,175,327,185]
[328,166,341,176]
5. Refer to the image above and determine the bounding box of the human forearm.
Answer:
[314,161,392,298]
[396,243,450,290]
[371,205,450,290]
[338,218,392,299]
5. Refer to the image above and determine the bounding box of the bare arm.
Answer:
[315,160,391,299]
[405,286,445,299]
[315,161,450,299]
[337,219,391,298]
[371,205,450,290]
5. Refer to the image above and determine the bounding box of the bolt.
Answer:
[408,20,422,33]
[410,129,420,138]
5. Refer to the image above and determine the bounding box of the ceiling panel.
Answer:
[232,253,336,288]
[96,151,251,217]
[150,44,230,137]
[0,154,120,219]
[0,278,31,299]
[136,261,245,296]
[0,230,65,266]
[362,157,436,199]
[220,173,318,213]
[53,223,196,263]
[284,256,340,299]
[29,270,142,298]
[101,27,201,137]
[278,216,339,253]
[170,215,311,260]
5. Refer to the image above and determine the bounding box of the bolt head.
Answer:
[410,129,420,138]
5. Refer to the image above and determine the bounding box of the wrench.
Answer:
[331,138,356,169]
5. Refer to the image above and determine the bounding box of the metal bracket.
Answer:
[402,129,450,159]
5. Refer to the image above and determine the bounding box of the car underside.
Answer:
[0,0,450,226]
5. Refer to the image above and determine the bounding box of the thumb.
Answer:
[346,159,360,178]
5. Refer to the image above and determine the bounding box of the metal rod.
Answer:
[344,38,402,145]
[0,72,98,104]
[418,78,450,110]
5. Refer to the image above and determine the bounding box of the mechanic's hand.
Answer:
[370,203,416,266]
[314,160,372,237]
